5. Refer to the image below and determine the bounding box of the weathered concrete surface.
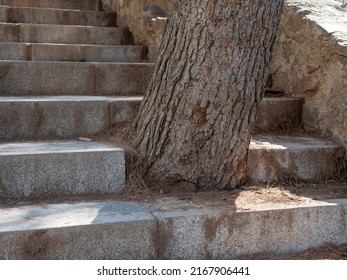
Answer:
[255,97,303,132]
[0,96,306,141]
[101,0,171,62]
[0,0,100,11]
[0,42,146,62]
[0,198,346,259]
[153,198,347,259]
[0,202,156,259]
[0,141,125,200]
[0,61,154,96]
[0,6,116,27]
[0,23,128,45]
[248,135,345,183]
[0,96,143,141]
[270,0,347,158]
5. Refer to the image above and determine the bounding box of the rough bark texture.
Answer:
[131,0,284,190]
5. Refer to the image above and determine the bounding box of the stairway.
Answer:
[0,0,345,259]
[0,0,154,201]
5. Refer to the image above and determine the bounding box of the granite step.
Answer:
[255,97,303,132]
[0,0,100,11]
[0,198,346,259]
[248,135,345,183]
[0,6,117,27]
[0,96,142,141]
[0,96,304,141]
[0,23,129,45]
[0,141,125,201]
[0,6,116,27]
[0,42,147,62]
[0,61,155,96]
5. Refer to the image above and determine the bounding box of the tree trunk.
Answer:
[131,0,284,190]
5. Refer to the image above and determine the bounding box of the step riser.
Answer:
[0,0,100,11]
[0,142,125,201]
[255,98,303,131]
[0,98,141,141]
[0,98,302,141]
[248,148,343,182]
[0,6,116,27]
[248,136,345,183]
[0,62,154,96]
[0,43,146,62]
[0,23,127,45]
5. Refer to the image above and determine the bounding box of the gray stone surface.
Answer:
[153,199,347,259]
[255,97,303,132]
[0,198,346,259]
[0,201,156,259]
[0,42,146,62]
[0,96,143,141]
[0,6,116,27]
[0,96,109,141]
[0,61,154,96]
[0,141,125,200]
[0,0,100,11]
[0,23,128,45]
[248,135,345,183]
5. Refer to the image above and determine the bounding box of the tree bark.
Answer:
[131,0,284,190]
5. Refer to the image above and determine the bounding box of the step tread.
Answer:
[0,95,143,102]
[1,198,346,233]
[0,0,100,11]
[0,42,140,48]
[0,201,152,232]
[0,5,111,13]
[0,21,122,30]
[250,134,340,150]
[0,140,122,155]
[0,59,154,65]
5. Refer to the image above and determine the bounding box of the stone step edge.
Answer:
[0,198,346,259]
[0,140,126,200]
[0,5,112,13]
[0,5,116,28]
[0,0,100,11]
[0,42,147,62]
[0,21,122,30]
[0,95,300,126]
[0,61,155,96]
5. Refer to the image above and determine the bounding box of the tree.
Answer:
[130,0,284,190]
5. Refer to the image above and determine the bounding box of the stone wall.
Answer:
[270,0,347,157]
[100,0,171,62]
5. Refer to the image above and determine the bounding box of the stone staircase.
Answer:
[0,0,345,259]
[0,0,154,202]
